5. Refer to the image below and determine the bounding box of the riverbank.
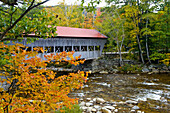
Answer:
[71,56,170,74]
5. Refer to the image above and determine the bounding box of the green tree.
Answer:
[0,0,60,42]
[45,2,85,28]
[96,0,169,64]
[95,5,125,66]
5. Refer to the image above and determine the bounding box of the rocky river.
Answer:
[69,73,170,113]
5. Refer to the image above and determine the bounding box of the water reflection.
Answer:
[69,74,170,112]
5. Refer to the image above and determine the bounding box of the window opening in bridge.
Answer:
[73,46,80,52]
[45,46,54,53]
[65,46,72,52]
[88,46,94,51]
[20,47,26,50]
[95,46,100,51]
[55,46,63,52]
[81,46,87,51]
[26,47,31,51]
[19,47,26,53]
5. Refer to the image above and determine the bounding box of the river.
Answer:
[70,73,170,113]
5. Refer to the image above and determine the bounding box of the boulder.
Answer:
[79,98,84,101]
[148,65,156,70]
[81,106,87,111]
[91,108,97,112]
[89,100,93,103]
[148,72,152,75]
[94,105,101,110]
[112,69,119,73]
[126,100,138,105]
[87,107,93,113]
[118,101,126,105]
[86,98,91,101]
[96,98,105,104]
[104,106,115,111]
[99,71,109,74]
[96,111,102,113]
[93,98,97,102]
[79,101,86,106]
[132,106,140,110]
[162,66,168,71]
[142,68,149,73]
[86,102,93,107]
[152,69,159,74]
[137,110,142,113]
[92,60,99,67]
[131,109,136,112]
[101,107,111,113]
[114,109,118,112]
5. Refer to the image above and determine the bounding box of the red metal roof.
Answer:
[56,26,107,39]
[27,26,107,39]
[28,26,107,39]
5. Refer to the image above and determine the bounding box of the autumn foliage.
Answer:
[0,42,87,113]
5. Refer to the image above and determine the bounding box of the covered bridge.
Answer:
[15,26,107,60]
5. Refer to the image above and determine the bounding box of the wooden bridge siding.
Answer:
[11,38,106,60]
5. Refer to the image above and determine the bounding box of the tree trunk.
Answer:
[115,10,125,66]
[116,34,122,66]
[145,12,151,64]
[136,35,145,64]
